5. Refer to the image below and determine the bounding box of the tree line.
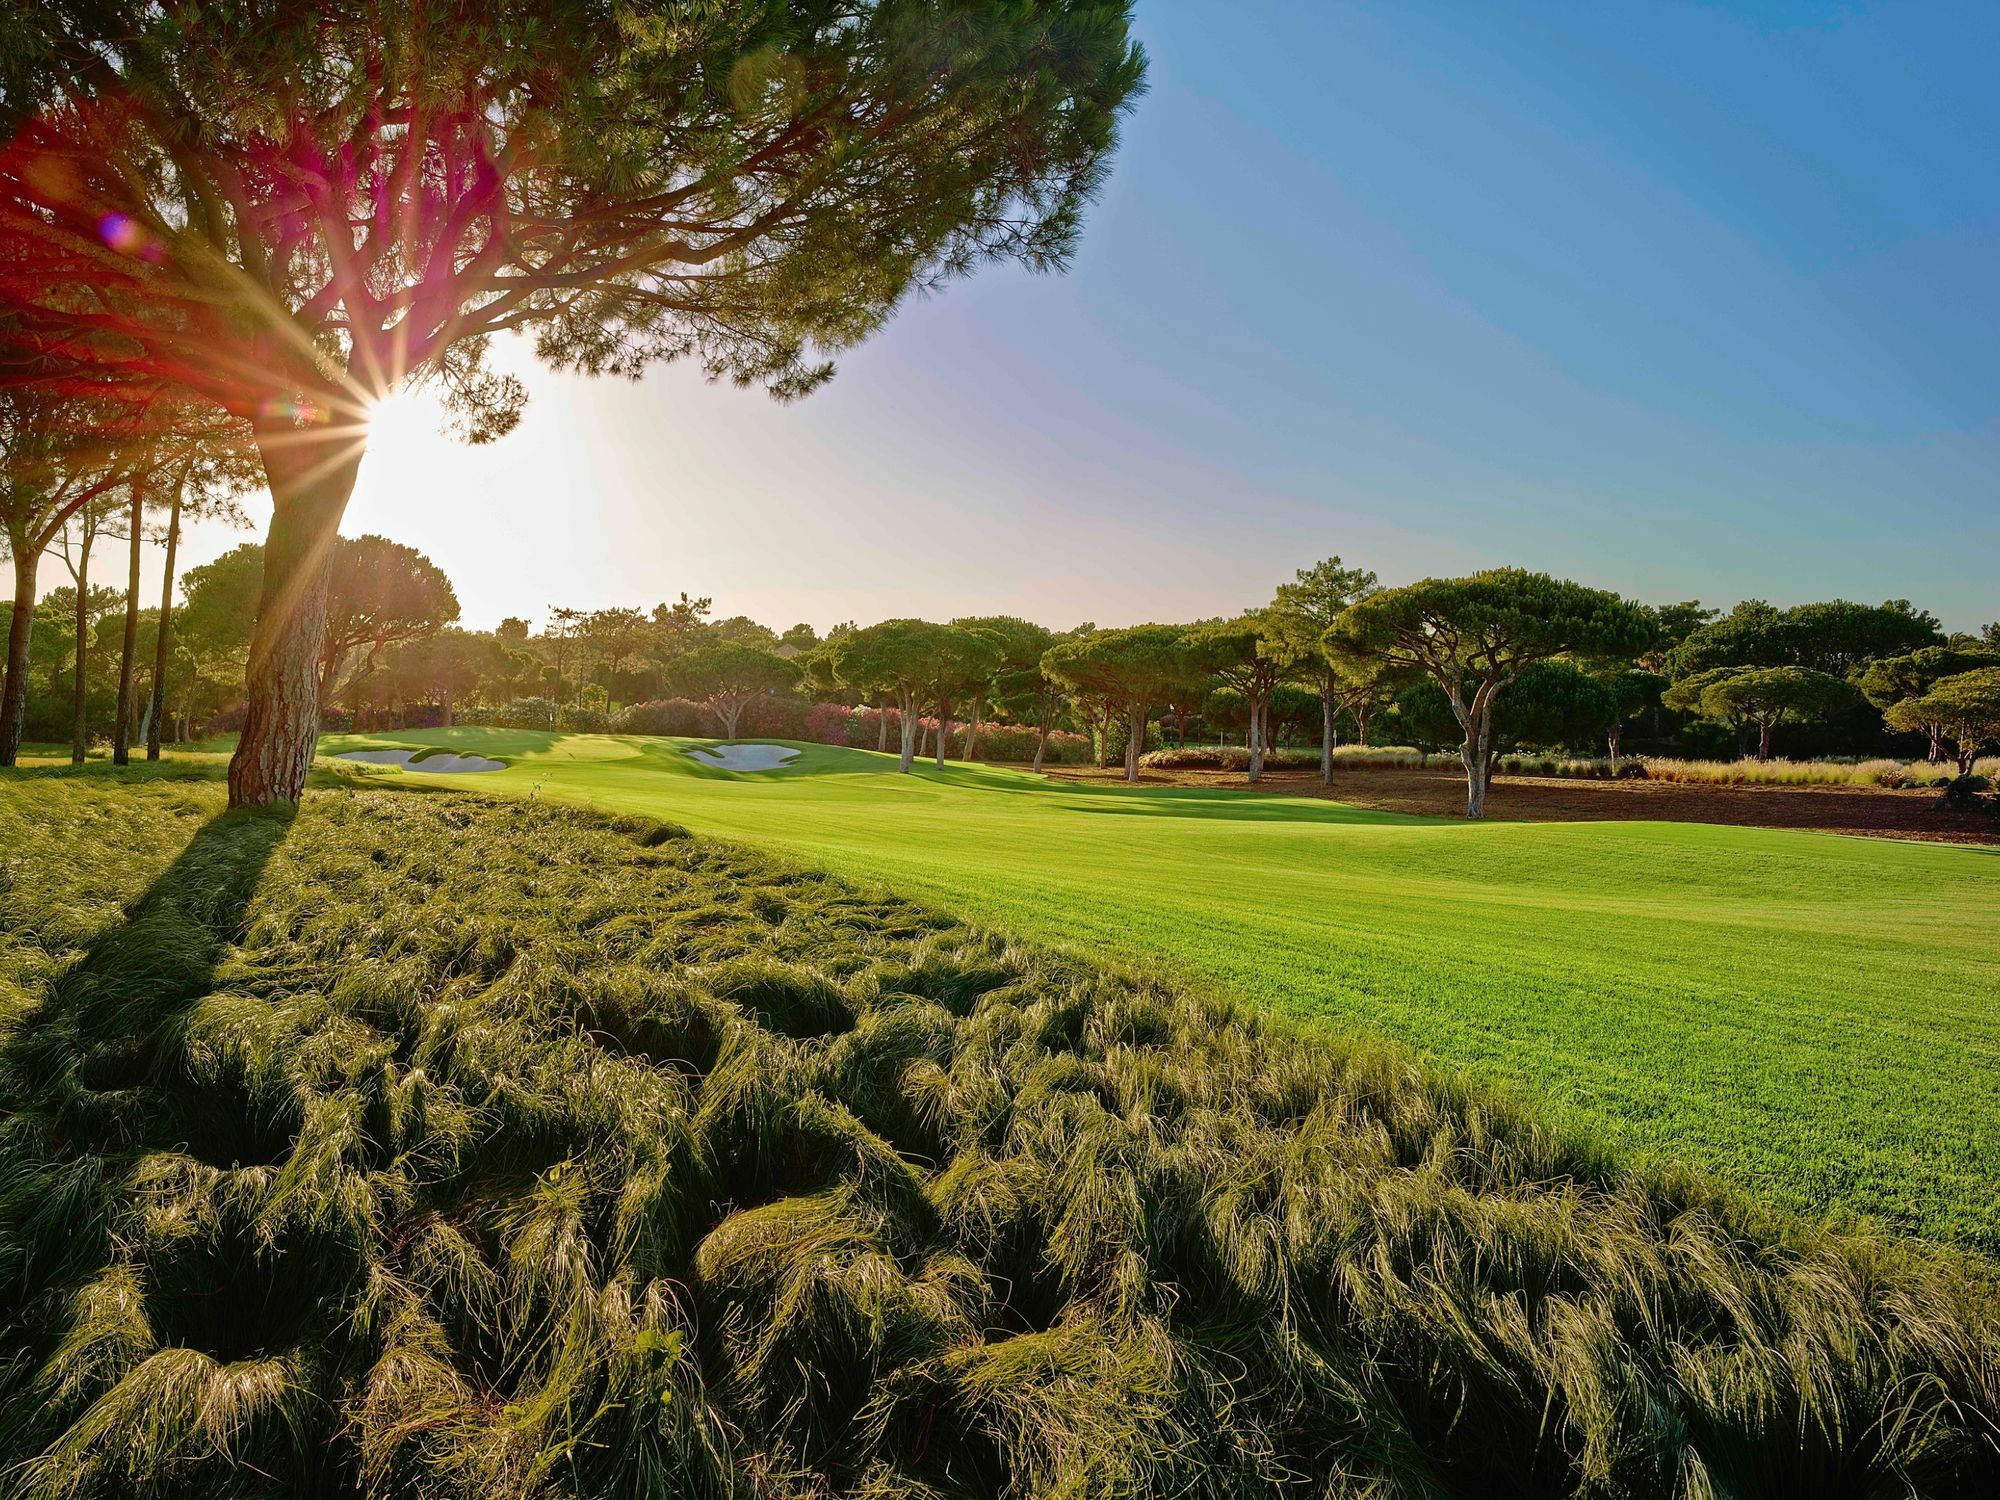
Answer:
[19,509,1995,823]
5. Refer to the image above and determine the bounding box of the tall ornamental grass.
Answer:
[0,772,1995,1497]
[1489,755,2000,786]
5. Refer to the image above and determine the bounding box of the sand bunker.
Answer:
[686,743,800,772]
[336,749,506,774]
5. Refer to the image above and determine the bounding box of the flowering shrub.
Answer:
[736,696,813,740]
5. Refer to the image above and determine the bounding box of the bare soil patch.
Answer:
[1045,762,2000,844]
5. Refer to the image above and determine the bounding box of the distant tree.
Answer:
[1395,660,1614,762]
[925,627,1003,769]
[1332,570,1651,818]
[2,4,1143,804]
[1670,666,1859,760]
[1596,668,1668,763]
[1984,622,2000,649]
[578,607,651,704]
[649,594,716,665]
[1185,614,1289,782]
[1327,653,1401,748]
[1637,600,1719,672]
[384,629,510,726]
[52,496,123,763]
[778,623,820,654]
[954,615,1055,761]
[1267,556,1379,781]
[496,617,532,647]
[1043,624,1193,781]
[668,642,801,740]
[144,457,247,760]
[712,616,781,651]
[1661,667,1751,756]
[1669,599,1941,679]
[1,390,146,763]
[1857,646,2000,763]
[838,620,954,773]
[318,537,460,698]
[1885,669,2000,776]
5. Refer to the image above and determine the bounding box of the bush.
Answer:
[1941,774,1996,813]
[737,696,813,740]
[3,780,1996,1496]
[556,703,612,733]
[617,697,713,737]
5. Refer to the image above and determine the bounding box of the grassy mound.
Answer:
[1,773,1996,1497]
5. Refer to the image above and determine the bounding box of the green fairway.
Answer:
[218,729,2000,1245]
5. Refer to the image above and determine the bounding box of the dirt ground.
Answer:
[1045,762,2000,845]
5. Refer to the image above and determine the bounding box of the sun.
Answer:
[349,385,466,515]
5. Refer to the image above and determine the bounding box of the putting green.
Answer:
[320,727,2000,1247]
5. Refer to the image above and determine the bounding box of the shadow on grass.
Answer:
[2,803,295,1157]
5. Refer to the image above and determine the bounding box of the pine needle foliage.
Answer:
[1,771,1996,1497]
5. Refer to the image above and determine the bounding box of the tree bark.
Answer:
[964,694,983,762]
[1607,724,1623,766]
[1928,726,1943,765]
[69,525,94,765]
[113,482,145,765]
[1124,699,1143,782]
[1319,683,1335,784]
[1247,693,1265,784]
[876,701,889,753]
[1461,721,1492,819]
[718,699,742,738]
[1033,718,1049,774]
[227,424,365,807]
[0,547,36,766]
[897,690,918,773]
[935,696,951,769]
[1757,721,1772,760]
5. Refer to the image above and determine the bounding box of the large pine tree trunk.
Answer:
[877,701,889,753]
[1124,699,1143,782]
[1757,721,1772,760]
[935,696,951,769]
[1033,718,1049,774]
[228,428,364,807]
[113,483,145,765]
[0,547,36,766]
[1460,713,1493,819]
[1247,695,1265,784]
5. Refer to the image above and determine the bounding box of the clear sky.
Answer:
[58,0,2000,632]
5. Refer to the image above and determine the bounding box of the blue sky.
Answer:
[142,0,2000,631]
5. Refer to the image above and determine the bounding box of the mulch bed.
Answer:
[1044,763,2000,844]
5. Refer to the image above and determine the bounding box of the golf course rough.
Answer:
[2,771,1996,1496]
[316,727,2000,1250]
